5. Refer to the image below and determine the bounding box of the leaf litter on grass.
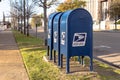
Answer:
[14,30,120,80]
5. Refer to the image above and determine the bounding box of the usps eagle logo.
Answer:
[72,33,87,47]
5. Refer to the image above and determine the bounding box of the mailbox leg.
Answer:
[58,52,60,66]
[50,49,52,60]
[66,57,70,73]
[90,58,93,71]
[47,46,49,56]
[54,50,56,63]
[60,54,63,68]
[81,56,84,66]
[78,56,81,64]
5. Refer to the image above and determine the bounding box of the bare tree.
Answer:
[14,1,22,31]
[10,0,24,31]
[26,0,36,36]
[32,0,58,45]
[109,0,120,30]
[31,14,43,27]
[10,1,19,29]
[11,0,35,35]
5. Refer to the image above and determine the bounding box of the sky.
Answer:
[0,0,64,21]
[0,0,10,21]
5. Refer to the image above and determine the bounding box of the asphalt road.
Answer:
[29,27,45,39]
[29,28,120,68]
[93,31,120,68]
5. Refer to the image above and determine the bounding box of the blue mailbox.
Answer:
[47,12,59,60]
[53,13,63,65]
[60,8,93,73]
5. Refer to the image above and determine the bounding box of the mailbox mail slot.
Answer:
[47,12,59,60]
[53,13,63,66]
[60,8,93,73]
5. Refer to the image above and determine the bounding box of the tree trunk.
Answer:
[20,0,23,33]
[18,17,20,31]
[20,16,23,33]
[26,0,29,36]
[26,16,29,36]
[43,0,47,46]
[115,15,117,30]
[23,0,26,35]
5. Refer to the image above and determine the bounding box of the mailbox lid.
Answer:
[47,12,59,47]
[67,8,93,57]
[53,13,63,51]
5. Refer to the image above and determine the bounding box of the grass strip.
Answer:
[13,30,120,80]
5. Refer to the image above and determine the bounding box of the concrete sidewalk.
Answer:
[0,29,29,80]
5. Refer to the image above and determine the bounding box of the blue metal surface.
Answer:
[47,12,59,60]
[53,13,63,66]
[53,13,63,51]
[60,10,72,57]
[60,8,93,73]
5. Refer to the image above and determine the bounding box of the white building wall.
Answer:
[84,0,114,31]
[84,0,98,22]
[84,0,100,31]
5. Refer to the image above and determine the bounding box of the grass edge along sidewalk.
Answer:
[13,30,120,80]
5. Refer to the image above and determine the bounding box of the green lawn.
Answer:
[13,31,120,80]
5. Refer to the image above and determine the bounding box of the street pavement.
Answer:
[94,31,120,68]
[29,27,45,39]
[29,27,120,68]
[0,29,29,80]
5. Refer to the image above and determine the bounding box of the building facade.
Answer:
[64,0,119,30]
[84,0,119,31]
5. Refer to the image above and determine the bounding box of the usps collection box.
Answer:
[60,8,93,73]
[53,13,63,66]
[47,13,59,60]
[47,8,93,73]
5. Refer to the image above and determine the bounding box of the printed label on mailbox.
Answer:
[72,33,87,47]
[54,31,58,43]
[61,32,65,45]
[48,29,51,39]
